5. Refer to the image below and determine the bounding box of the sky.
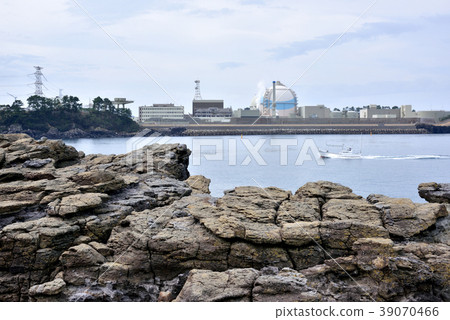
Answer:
[1,0,450,115]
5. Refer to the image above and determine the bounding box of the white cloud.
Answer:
[1,0,449,112]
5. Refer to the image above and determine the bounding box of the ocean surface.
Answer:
[64,134,450,202]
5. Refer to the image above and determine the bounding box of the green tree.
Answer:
[61,95,81,112]
[104,98,114,113]
[27,95,54,112]
[92,96,104,111]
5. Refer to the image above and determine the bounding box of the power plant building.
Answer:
[259,81,298,117]
[192,100,232,118]
[139,104,184,122]
[299,105,330,118]
[360,105,400,119]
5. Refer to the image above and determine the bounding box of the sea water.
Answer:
[64,134,450,202]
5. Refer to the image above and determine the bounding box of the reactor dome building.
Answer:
[259,81,298,117]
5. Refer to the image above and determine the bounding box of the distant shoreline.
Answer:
[4,122,450,139]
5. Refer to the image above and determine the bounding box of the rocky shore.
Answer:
[0,133,449,302]
[2,125,137,140]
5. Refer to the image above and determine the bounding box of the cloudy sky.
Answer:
[1,0,450,115]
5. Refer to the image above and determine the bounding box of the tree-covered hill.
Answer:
[0,95,140,136]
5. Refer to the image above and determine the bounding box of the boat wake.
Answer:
[324,154,450,160]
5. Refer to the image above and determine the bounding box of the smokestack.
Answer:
[272,81,276,117]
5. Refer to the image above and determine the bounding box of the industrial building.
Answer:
[191,80,231,118]
[259,81,298,117]
[360,105,400,119]
[233,107,260,118]
[192,100,231,117]
[416,110,450,122]
[299,105,330,118]
[138,103,184,122]
[400,105,417,118]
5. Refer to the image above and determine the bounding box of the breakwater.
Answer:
[143,125,428,136]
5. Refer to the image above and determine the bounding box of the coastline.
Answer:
[3,122,450,139]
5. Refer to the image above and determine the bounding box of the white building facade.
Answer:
[139,104,184,122]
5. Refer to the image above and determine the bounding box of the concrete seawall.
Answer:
[141,124,428,136]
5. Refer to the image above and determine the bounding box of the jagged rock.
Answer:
[29,278,66,296]
[89,241,114,257]
[418,182,450,203]
[116,143,191,180]
[228,242,293,269]
[368,195,448,238]
[69,171,125,193]
[0,168,24,183]
[175,268,260,302]
[158,291,173,302]
[252,268,321,302]
[60,244,105,268]
[322,199,382,225]
[0,218,79,300]
[0,148,5,168]
[277,198,321,224]
[143,178,192,206]
[320,221,389,251]
[0,134,449,302]
[47,193,108,217]
[353,238,395,270]
[97,262,129,285]
[149,215,230,279]
[281,221,321,246]
[397,242,450,288]
[0,200,36,215]
[0,134,79,166]
[188,186,290,244]
[185,175,211,194]
[288,246,325,269]
[22,158,52,169]
[293,181,362,202]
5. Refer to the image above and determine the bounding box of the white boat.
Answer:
[319,145,362,159]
